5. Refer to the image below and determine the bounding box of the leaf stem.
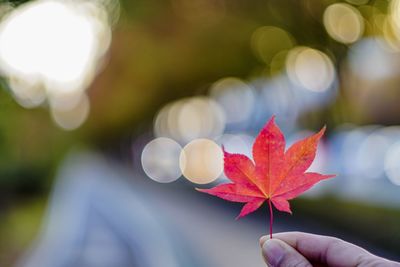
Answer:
[268,199,273,239]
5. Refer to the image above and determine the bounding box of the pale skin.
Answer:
[260,232,400,267]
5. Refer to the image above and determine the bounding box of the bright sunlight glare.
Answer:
[0,0,113,129]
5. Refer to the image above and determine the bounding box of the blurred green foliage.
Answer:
[0,84,73,198]
[0,198,45,266]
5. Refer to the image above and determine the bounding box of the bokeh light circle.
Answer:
[390,0,400,34]
[323,3,364,44]
[355,133,390,179]
[0,0,113,130]
[8,76,46,108]
[209,77,255,125]
[179,138,223,184]
[286,47,335,92]
[381,0,400,52]
[50,93,90,130]
[154,97,225,143]
[0,0,111,94]
[348,38,398,81]
[251,26,295,64]
[141,137,183,183]
[215,133,254,158]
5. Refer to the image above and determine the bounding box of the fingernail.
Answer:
[262,239,284,267]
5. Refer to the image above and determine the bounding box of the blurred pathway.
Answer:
[17,150,398,267]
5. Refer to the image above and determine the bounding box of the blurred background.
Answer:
[0,0,400,266]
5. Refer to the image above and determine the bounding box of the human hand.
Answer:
[260,232,400,267]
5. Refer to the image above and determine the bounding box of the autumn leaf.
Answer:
[196,116,335,238]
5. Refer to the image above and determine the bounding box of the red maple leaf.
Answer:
[197,116,335,238]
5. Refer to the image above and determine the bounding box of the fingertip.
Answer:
[261,239,285,266]
[262,238,312,267]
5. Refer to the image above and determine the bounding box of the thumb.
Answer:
[262,238,312,267]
